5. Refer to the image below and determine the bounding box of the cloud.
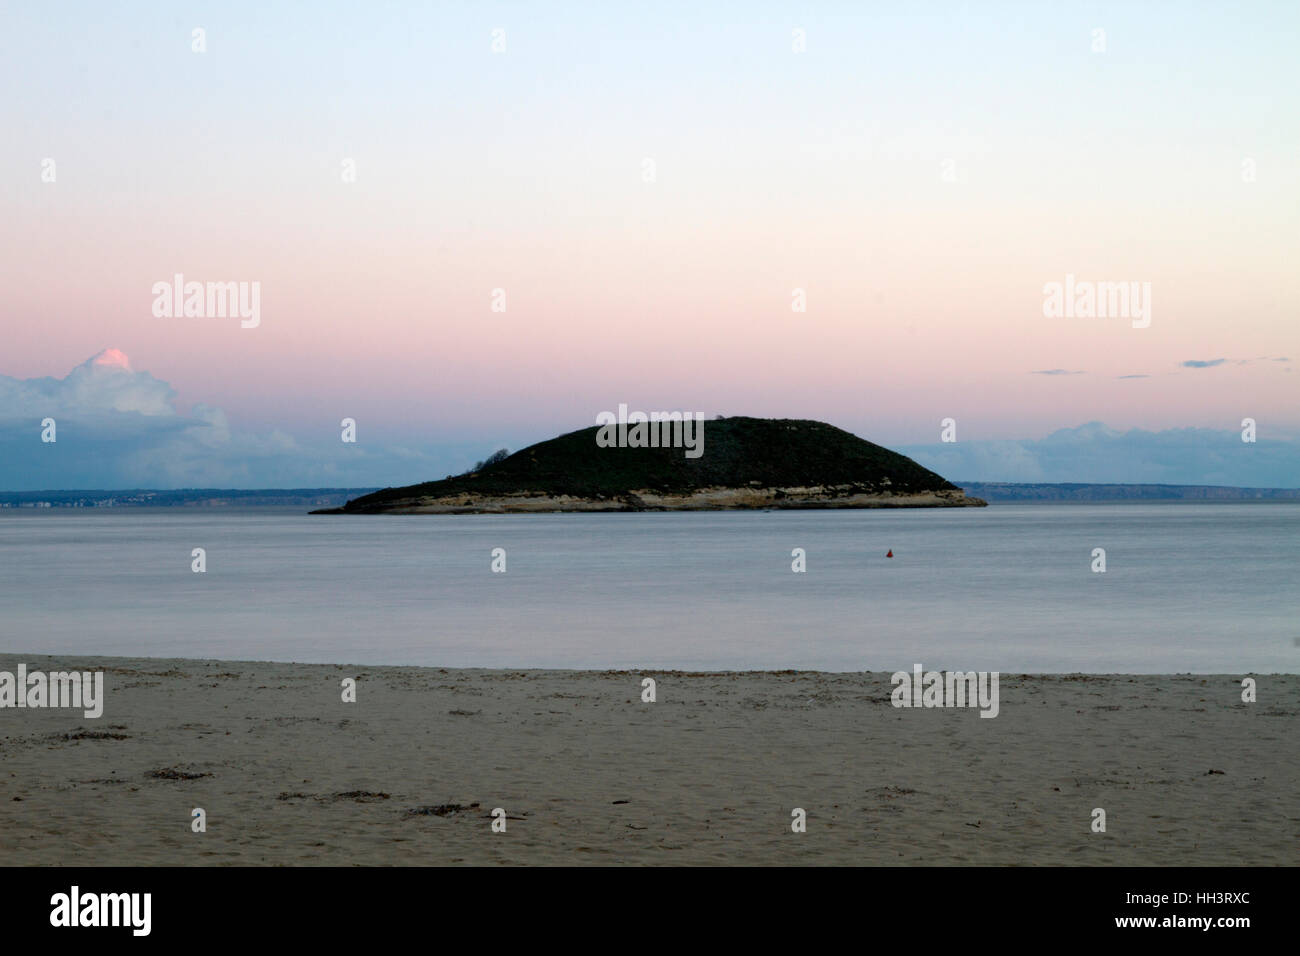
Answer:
[898,422,1300,486]
[1235,357,1293,367]
[0,350,178,419]
[1031,369,1084,376]
[1116,374,1149,379]
[1182,359,1226,368]
[0,351,460,490]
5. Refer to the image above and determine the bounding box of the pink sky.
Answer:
[3,3,1296,448]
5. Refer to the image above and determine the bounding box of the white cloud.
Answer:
[0,351,451,489]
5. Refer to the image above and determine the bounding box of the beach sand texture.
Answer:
[1,655,1295,865]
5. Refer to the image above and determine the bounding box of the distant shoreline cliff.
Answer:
[958,482,1300,502]
[0,489,378,509]
[314,417,988,514]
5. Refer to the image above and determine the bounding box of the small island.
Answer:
[315,417,987,514]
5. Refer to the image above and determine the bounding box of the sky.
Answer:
[1,2,1297,489]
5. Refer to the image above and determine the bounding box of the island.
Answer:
[313,417,987,514]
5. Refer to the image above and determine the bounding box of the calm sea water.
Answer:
[1,504,1296,672]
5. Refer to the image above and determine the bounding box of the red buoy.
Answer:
[886,550,893,558]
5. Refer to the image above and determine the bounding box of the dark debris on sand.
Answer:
[55,730,131,741]
[406,802,480,817]
[147,767,212,781]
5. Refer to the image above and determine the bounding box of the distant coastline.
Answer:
[3,483,1299,508]
[959,482,1300,502]
[0,489,380,509]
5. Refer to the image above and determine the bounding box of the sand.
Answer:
[1,654,1295,865]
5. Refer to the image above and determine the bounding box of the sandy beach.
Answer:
[1,654,1295,866]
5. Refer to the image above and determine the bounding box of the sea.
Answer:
[1,503,1296,673]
